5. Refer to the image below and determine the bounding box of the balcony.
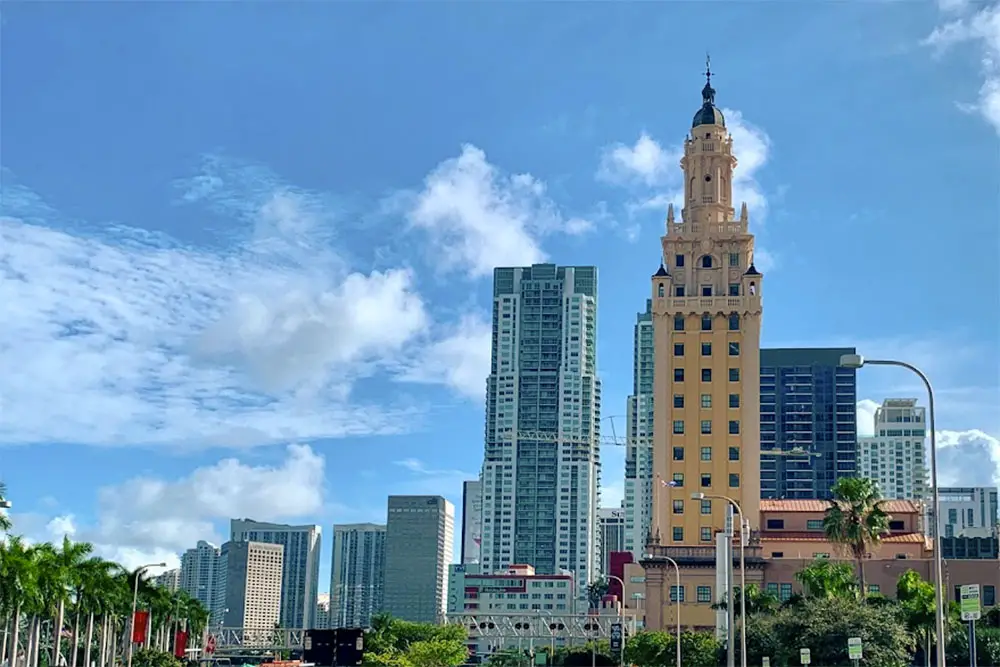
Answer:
[640,543,765,568]
[651,295,762,315]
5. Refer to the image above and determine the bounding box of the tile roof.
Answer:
[759,499,922,514]
[760,531,927,545]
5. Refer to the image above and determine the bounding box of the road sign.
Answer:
[847,637,863,660]
[961,584,982,621]
[762,658,770,667]
[800,648,811,665]
[610,623,623,653]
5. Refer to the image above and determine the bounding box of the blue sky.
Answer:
[1,1,998,588]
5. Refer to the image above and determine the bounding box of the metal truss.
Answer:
[211,628,305,651]
[443,613,638,641]
[496,431,625,447]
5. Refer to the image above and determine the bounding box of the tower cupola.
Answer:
[692,56,725,128]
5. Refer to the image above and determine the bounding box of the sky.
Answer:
[1,1,998,591]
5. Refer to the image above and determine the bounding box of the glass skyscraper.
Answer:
[481,264,601,593]
[623,299,653,556]
[759,347,858,499]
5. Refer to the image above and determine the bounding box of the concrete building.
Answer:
[218,541,284,634]
[180,541,220,611]
[315,594,331,630]
[481,263,601,593]
[623,299,654,557]
[461,480,483,564]
[330,522,385,629]
[759,347,858,499]
[230,519,322,629]
[650,69,762,546]
[938,486,998,538]
[153,568,181,591]
[597,508,625,575]
[857,399,929,501]
[383,495,454,623]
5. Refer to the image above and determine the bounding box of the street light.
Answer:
[840,352,946,667]
[693,492,747,667]
[126,562,168,667]
[655,556,682,667]
[605,575,627,667]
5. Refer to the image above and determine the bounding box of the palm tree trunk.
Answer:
[857,556,867,599]
[84,615,94,667]
[53,599,66,667]
[23,618,34,667]
[32,618,42,667]
[8,607,20,667]
[1,617,9,666]
[70,612,82,667]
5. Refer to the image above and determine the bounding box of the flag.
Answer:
[174,631,188,658]
[131,611,149,644]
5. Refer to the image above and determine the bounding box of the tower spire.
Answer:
[702,53,716,105]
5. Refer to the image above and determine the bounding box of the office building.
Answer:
[153,568,181,591]
[315,594,331,630]
[937,486,998,538]
[759,347,858,500]
[461,480,483,564]
[482,263,602,591]
[218,541,284,634]
[623,299,654,557]
[597,507,626,575]
[857,399,929,501]
[330,523,386,629]
[383,495,454,623]
[231,519,322,629]
[649,69,763,544]
[180,541,220,610]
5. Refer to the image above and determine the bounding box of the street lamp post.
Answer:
[840,353,945,667]
[656,556,682,667]
[694,493,747,667]
[126,562,168,667]
[606,575,627,667]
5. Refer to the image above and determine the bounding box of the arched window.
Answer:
[673,314,685,331]
[750,281,757,295]
[729,313,740,331]
[701,314,712,331]
[701,255,713,269]
[658,283,665,297]
[689,177,695,200]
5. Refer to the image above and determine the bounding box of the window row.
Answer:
[668,526,722,545]
[672,253,741,269]
[674,393,741,408]
[673,313,741,331]
[659,284,746,298]
[667,584,717,603]
[667,471,734,489]
[673,342,741,356]
[672,446,741,461]
[673,367,741,382]
[672,420,741,435]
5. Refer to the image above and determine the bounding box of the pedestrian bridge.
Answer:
[210,628,306,652]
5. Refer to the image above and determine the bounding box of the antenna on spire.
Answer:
[705,52,712,85]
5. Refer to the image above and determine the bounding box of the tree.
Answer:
[794,558,859,600]
[897,569,937,667]
[364,615,467,667]
[823,477,890,595]
[406,639,468,667]
[0,482,12,533]
[711,583,779,617]
[484,648,531,667]
[620,631,720,667]
[586,578,609,609]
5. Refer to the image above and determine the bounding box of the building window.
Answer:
[772,552,785,559]
[674,368,685,382]
[729,446,740,461]
[702,368,712,382]
[701,473,712,488]
[888,520,905,531]
[674,314,685,331]
[766,519,784,529]
[701,314,713,331]
[701,499,712,514]
[697,585,713,602]
[868,584,880,594]
[806,519,823,531]
[766,583,779,596]
[729,368,740,382]
[701,256,713,269]
[670,585,686,602]
[701,394,712,408]
[675,254,685,267]
[729,313,740,331]
[674,343,685,356]
[700,527,712,542]
[672,527,684,542]
[672,473,684,486]
[658,284,665,297]
[729,342,740,356]
[729,420,740,435]
[728,283,740,296]
[779,583,793,601]
[701,285,712,297]
[701,420,712,434]
[729,393,740,408]
[672,500,684,514]
[701,447,712,461]
[673,420,685,434]
[729,253,740,267]
[701,342,712,356]
[676,286,686,297]
[986,585,996,606]
[729,473,740,488]
[674,394,685,408]
[673,447,684,461]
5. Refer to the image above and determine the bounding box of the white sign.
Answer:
[848,637,862,660]
[762,658,771,667]
[961,584,982,621]
[800,648,811,665]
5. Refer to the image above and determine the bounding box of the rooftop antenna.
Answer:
[705,52,712,85]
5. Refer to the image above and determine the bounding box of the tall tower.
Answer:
[623,299,654,556]
[650,66,764,545]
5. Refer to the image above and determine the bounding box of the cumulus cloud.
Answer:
[405,144,594,279]
[597,133,678,187]
[923,2,1000,135]
[400,313,492,400]
[936,429,1000,487]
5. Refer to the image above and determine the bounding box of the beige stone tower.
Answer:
[650,66,763,547]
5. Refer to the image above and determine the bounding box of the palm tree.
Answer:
[794,558,858,600]
[823,476,890,596]
[47,537,94,667]
[1,536,35,667]
[711,583,779,617]
[0,483,12,533]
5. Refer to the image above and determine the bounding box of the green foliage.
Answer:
[794,558,859,600]
[364,614,467,667]
[711,583,779,617]
[621,630,720,667]
[484,648,532,667]
[823,477,891,593]
[132,649,184,667]
[553,641,614,666]
[586,578,609,610]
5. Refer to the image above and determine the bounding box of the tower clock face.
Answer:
[704,175,712,182]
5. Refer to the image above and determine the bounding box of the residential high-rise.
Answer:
[759,348,858,499]
[315,594,331,630]
[180,541,220,610]
[383,496,454,623]
[153,568,181,591]
[482,263,601,591]
[857,399,929,501]
[623,299,654,556]
[937,487,999,538]
[650,70,763,544]
[461,480,483,564]
[230,519,322,629]
[219,541,284,634]
[597,507,625,575]
[330,523,386,628]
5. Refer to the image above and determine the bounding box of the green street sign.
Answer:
[961,584,982,621]
[847,637,862,660]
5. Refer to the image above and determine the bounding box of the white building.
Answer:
[482,264,601,597]
[938,487,999,538]
[461,480,483,564]
[231,519,322,629]
[315,594,331,630]
[218,541,284,635]
[622,300,654,557]
[180,541,220,611]
[857,398,929,501]
[383,496,454,624]
[154,568,181,591]
[597,508,625,575]
[330,523,385,628]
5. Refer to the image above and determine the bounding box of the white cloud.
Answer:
[597,133,678,187]
[936,429,1000,488]
[405,144,593,279]
[856,399,880,437]
[924,2,1000,135]
[400,314,491,400]
[601,481,624,509]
